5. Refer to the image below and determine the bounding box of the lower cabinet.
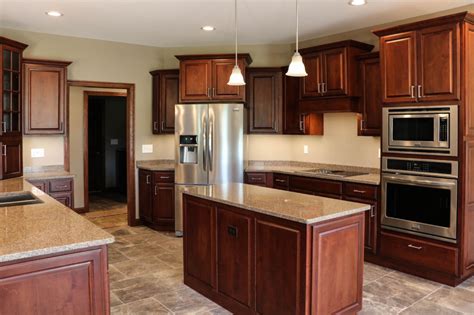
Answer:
[27,177,74,208]
[0,245,110,315]
[138,169,175,231]
[0,138,22,179]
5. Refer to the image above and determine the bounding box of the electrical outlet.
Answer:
[111,139,118,145]
[378,148,381,159]
[142,144,153,153]
[303,145,309,154]
[31,148,45,158]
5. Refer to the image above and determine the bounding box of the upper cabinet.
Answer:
[299,40,373,112]
[23,59,71,134]
[176,54,252,103]
[150,69,179,134]
[375,19,461,104]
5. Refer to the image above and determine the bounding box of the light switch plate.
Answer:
[303,145,309,154]
[31,148,45,158]
[111,139,118,145]
[142,144,153,154]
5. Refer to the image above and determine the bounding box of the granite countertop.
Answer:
[184,183,370,224]
[136,160,175,171]
[0,178,114,263]
[23,165,75,180]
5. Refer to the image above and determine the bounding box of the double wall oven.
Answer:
[382,105,459,243]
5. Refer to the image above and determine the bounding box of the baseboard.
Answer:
[74,207,88,214]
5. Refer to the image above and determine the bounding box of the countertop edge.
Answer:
[184,191,370,224]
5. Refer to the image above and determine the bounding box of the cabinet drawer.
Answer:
[245,172,268,186]
[343,183,377,200]
[28,180,47,192]
[49,192,73,208]
[290,176,342,197]
[153,171,174,183]
[49,179,73,192]
[273,173,289,190]
[380,231,458,275]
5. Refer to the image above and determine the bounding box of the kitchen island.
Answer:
[0,178,114,314]
[183,183,370,315]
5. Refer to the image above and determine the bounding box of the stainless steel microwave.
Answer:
[382,105,458,156]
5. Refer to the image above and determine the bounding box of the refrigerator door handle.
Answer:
[209,115,213,172]
[202,114,207,171]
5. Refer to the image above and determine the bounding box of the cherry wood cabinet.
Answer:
[138,169,175,231]
[183,193,365,315]
[299,40,373,112]
[1,138,22,179]
[27,177,74,208]
[150,69,179,134]
[375,22,460,103]
[176,54,252,103]
[244,172,272,187]
[0,245,110,315]
[23,59,71,134]
[356,52,382,136]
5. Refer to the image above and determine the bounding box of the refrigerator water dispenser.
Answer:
[179,135,198,164]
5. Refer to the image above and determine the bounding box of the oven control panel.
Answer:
[383,157,458,178]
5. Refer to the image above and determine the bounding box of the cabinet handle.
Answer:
[154,184,158,196]
[161,121,165,131]
[153,121,158,131]
[353,189,366,194]
[418,85,423,98]
[207,87,211,98]
[250,177,261,181]
[408,244,422,250]
[160,176,170,179]
[1,122,5,133]
[411,85,415,98]
[55,185,69,189]
[321,82,326,94]
[212,88,216,97]
[370,205,375,218]
[317,83,321,94]
[2,145,6,156]
[275,179,286,183]
[146,174,151,184]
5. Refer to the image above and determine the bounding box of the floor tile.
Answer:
[424,286,474,314]
[400,298,463,315]
[111,297,171,314]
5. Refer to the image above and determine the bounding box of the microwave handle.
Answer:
[384,175,456,187]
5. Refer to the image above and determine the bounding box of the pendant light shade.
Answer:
[286,0,307,77]
[228,0,246,86]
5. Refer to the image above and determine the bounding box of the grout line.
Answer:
[396,286,443,314]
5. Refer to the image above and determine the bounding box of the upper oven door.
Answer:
[389,113,447,148]
[381,173,457,241]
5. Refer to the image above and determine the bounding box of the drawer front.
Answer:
[343,183,378,200]
[245,172,268,186]
[290,176,342,196]
[28,180,47,192]
[273,173,289,190]
[380,231,458,275]
[49,192,73,208]
[49,179,73,192]
[153,171,175,183]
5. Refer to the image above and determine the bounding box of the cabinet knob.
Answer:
[408,244,422,250]
[153,121,158,131]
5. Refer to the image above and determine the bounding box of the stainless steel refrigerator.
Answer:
[174,103,245,236]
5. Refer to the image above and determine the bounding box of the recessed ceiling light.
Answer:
[45,11,63,17]
[349,0,367,5]
[201,26,216,31]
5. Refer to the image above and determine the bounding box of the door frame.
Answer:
[67,80,137,226]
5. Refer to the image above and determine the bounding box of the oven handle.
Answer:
[383,175,456,187]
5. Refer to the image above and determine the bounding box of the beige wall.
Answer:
[23,136,64,167]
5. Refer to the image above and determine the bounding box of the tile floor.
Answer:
[84,195,128,229]
[91,222,474,315]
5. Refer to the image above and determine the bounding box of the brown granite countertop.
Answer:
[23,165,75,180]
[136,160,174,171]
[185,183,370,224]
[0,178,113,263]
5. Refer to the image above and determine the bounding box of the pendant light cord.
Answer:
[296,0,299,52]
[234,0,238,65]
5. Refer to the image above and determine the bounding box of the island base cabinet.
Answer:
[0,245,110,315]
[183,194,365,315]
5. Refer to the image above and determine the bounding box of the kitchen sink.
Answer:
[301,169,368,178]
[0,191,43,207]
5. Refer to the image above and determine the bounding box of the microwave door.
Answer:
[389,114,438,148]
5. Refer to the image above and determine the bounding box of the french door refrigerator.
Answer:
[174,103,245,236]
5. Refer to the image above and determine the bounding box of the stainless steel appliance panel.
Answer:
[175,104,208,185]
[208,103,244,184]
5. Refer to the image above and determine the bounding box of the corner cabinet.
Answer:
[23,59,71,134]
[150,69,179,134]
[176,54,252,103]
[0,37,27,180]
[375,21,460,104]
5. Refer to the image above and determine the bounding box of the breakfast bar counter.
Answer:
[183,183,370,315]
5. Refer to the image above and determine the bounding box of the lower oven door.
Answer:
[382,173,457,242]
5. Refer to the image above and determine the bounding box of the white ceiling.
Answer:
[0,0,472,47]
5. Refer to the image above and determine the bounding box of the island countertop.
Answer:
[184,183,370,224]
[0,177,114,263]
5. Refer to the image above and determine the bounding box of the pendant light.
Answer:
[286,0,307,77]
[227,0,245,86]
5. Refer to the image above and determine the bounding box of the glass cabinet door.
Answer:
[1,47,21,135]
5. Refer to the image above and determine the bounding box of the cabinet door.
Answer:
[138,170,153,223]
[179,60,211,102]
[0,138,22,179]
[247,69,282,134]
[417,23,460,102]
[152,183,175,229]
[1,46,22,137]
[50,191,73,208]
[282,69,304,134]
[301,52,323,98]
[322,47,347,96]
[23,62,67,134]
[358,55,382,136]
[211,59,246,101]
[217,208,252,307]
[152,70,179,134]
[380,32,417,103]
[344,197,377,255]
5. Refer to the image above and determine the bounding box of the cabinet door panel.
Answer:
[247,69,282,134]
[180,60,211,102]
[50,191,73,208]
[217,208,252,307]
[301,53,322,98]
[380,32,417,103]
[322,48,347,96]
[152,184,175,227]
[282,68,304,134]
[418,23,460,102]
[358,55,381,136]
[344,196,377,254]
[211,59,245,101]
[1,138,22,179]
[160,73,179,133]
[138,170,153,223]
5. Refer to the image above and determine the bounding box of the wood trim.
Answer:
[299,40,374,55]
[67,80,137,226]
[22,58,72,67]
[175,53,253,65]
[0,36,28,50]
